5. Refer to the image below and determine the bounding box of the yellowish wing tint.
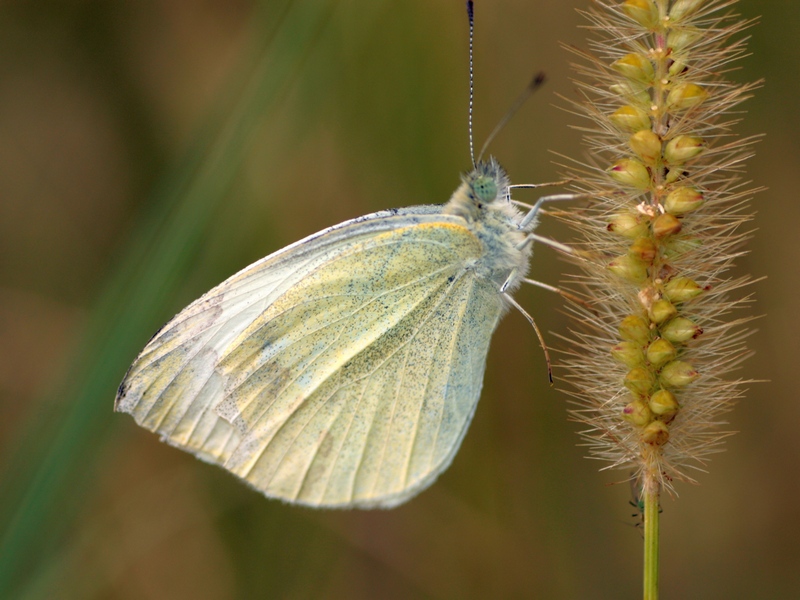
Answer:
[116,212,505,507]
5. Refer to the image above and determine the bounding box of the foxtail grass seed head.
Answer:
[612,341,646,368]
[649,298,678,324]
[646,338,677,368]
[629,236,658,263]
[608,253,649,282]
[612,53,656,83]
[621,0,659,29]
[667,27,703,52]
[663,276,704,303]
[558,0,759,495]
[608,158,651,189]
[652,213,682,238]
[625,367,656,396]
[666,82,708,111]
[608,212,649,238]
[661,316,703,343]
[619,314,651,344]
[649,389,680,419]
[669,0,706,21]
[624,400,653,427]
[642,420,670,446]
[664,186,704,214]
[629,130,662,165]
[610,105,651,132]
[664,135,706,164]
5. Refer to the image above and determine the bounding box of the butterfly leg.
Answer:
[521,278,596,314]
[500,268,519,293]
[513,231,580,258]
[518,192,581,229]
[502,292,553,384]
[503,220,595,310]
[506,179,571,202]
[521,232,574,254]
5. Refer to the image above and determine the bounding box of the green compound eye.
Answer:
[472,176,497,203]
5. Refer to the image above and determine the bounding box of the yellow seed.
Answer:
[661,317,703,343]
[646,338,677,367]
[619,314,651,344]
[629,130,662,164]
[668,58,688,77]
[609,254,648,282]
[660,360,699,387]
[608,158,651,189]
[642,420,670,445]
[610,105,651,132]
[612,53,655,83]
[649,389,680,418]
[664,186,704,214]
[664,167,685,185]
[608,213,649,238]
[623,399,653,427]
[621,0,659,28]
[612,341,645,368]
[652,213,682,238]
[664,276,704,303]
[630,237,658,264]
[663,237,703,258]
[664,135,706,163]
[669,0,705,22]
[649,299,678,324]
[667,82,707,111]
[610,82,651,106]
[667,27,702,52]
[625,367,655,396]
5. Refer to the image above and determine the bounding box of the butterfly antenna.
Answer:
[467,0,476,168]
[477,71,547,163]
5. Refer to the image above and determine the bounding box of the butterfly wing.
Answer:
[115,206,506,507]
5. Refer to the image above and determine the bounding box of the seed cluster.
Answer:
[558,0,759,491]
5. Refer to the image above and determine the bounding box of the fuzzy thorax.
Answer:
[443,158,532,292]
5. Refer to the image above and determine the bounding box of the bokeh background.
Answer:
[0,1,794,598]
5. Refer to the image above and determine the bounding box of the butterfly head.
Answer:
[471,173,498,204]
[444,157,513,222]
[465,157,509,206]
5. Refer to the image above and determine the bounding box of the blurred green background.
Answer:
[0,0,793,598]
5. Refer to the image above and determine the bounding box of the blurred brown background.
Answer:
[0,1,793,598]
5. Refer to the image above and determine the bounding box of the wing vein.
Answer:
[131,239,457,442]
[138,316,232,430]
[221,264,455,429]
[236,324,348,480]
[249,268,460,494]
[361,271,469,499]
[425,279,478,475]
[399,278,470,487]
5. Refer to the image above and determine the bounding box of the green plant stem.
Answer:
[643,486,660,600]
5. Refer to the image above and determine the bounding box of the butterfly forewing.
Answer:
[115,208,507,507]
[115,207,443,433]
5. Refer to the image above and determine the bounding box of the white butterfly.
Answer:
[115,0,578,508]
[115,157,568,508]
